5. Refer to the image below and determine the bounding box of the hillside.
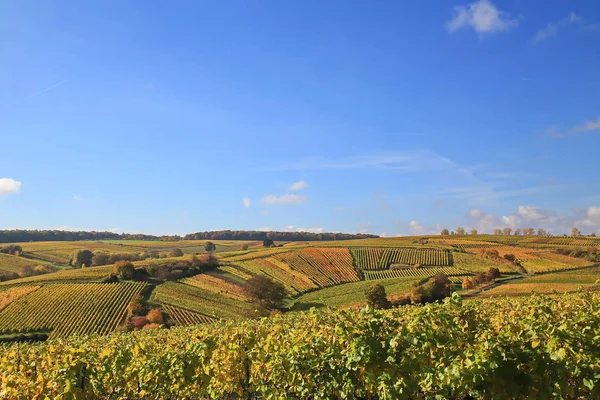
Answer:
[1,292,598,398]
[0,235,597,340]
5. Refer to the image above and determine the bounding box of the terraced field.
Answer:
[162,304,215,326]
[234,258,316,295]
[481,270,600,296]
[363,267,468,280]
[273,249,360,287]
[0,286,40,311]
[0,265,113,286]
[0,282,146,338]
[351,247,450,269]
[183,271,249,301]
[452,252,517,273]
[291,276,418,310]
[0,253,49,275]
[153,281,256,321]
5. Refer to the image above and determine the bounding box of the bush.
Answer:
[412,264,422,269]
[462,278,475,289]
[131,316,149,330]
[146,309,165,325]
[503,254,516,263]
[486,267,501,280]
[127,296,148,317]
[142,323,161,330]
[169,248,184,257]
[102,273,120,283]
[241,244,249,251]
[113,261,136,280]
[410,274,452,304]
[263,239,274,248]
[365,283,391,309]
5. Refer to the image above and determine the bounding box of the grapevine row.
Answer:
[364,267,468,280]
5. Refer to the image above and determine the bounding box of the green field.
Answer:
[0,234,597,337]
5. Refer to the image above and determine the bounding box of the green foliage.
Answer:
[365,283,390,309]
[263,239,274,248]
[1,292,598,398]
[244,275,285,308]
[69,249,93,268]
[204,241,216,252]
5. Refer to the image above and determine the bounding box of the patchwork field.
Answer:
[0,282,146,338]
[0,234,597,336]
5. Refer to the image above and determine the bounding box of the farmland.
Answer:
[0,282,146,338]
[0,234,596,338]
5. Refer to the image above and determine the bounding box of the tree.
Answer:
[571,228,581,237]
[486,267,501,280]
[244,275,286,308]
[70,250,93,268]
[263,239,275,248]
[592,233,597,237]
[470,229,478,235]
[456,227,465,235]
[462,278,475,289]
[241,244,249,251]
[493,229,503,235]
[146,309,165,325]
[503,253,516,263]
[127,295,148,316]
[113,261,136,280]
[514,229,521,236]
[169,248,184,257]
[440,228,449,235]
[365,283,391,309]
[92,251,109,266]
[523,228,534,236]
[204,242,216,252]
[537,228,546,236]
[502,228,512,235]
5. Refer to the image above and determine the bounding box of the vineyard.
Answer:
[1,292,598,398]
[153,281,256,321]
[162,304,215,326]
[351,247,450,269]
[363,266,468,280]
[273,249,360,287]
[182,271,249,301]
[0,253,48,276]
[0,265,114,286]
[0,282,146,338]
[0,286,40,312]
[481,271,600,296]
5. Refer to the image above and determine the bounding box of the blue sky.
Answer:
[1,0,599,236]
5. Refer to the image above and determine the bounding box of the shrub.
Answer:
[102,273,120,283]
[146,309,165,325]
[241,244,249,251]
[486,267,501,280]
[113,261,136,280]
[131,316,149,329]
[142,323,161,330]
[503,254,516,263]
[127,296,148,317]
[263,239,274,248]
[412,264,422,269]
[462,278,475,289]
[365,283,391,309]
[169,248,184,257]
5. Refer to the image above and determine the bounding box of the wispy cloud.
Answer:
[266,150,453,173]
[242,197,251,208]
[289,181,309,191]
[531,12,584,44]
[544,116,600,139]
[446,0,519,35]
[72,195,84,201]
[260,194,307,205]
[0,178,22,196]
[24,79,68,101]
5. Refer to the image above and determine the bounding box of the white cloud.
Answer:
[446,0,519,34]
[257,227,274,232]
[72,195,83,201]
[408,220,426,234]
[242,197,251,208]
[531,12,589,44]
[545,116,600,139]
[0,178,22,196]
[289,181,309,191]
[260,194,307,205]
[467,205,600,235]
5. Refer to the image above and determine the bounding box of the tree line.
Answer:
[440,227,595,236]
[0,230,378,244]
[183,230,378,241]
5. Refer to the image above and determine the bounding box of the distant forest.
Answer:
[0,230,378,244]
[183,231,378,241]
